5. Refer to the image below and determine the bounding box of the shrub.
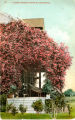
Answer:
[42,79,58,99]
[42,79,53,94]
[8,85,17,94]
[11,106,18,116]
[0,94,7,105]
[0,105,6,112]
[6,103,13,112]
[45,99,57,118]
[32,99,43,113]
[0,94,7,112]
[44,99,53,113]
[55,94,66,110]
[19,104,27,113]
[6,103,18,115]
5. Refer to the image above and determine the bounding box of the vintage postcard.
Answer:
[0,0,75,119]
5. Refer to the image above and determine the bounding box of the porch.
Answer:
[7,97,46,113]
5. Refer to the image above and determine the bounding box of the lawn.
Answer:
[1,97,75,119]
[0,112,74,119]
[0,112,51,119]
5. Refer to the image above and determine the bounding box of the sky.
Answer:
[0,0,75,91]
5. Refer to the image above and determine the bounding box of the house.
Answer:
[23,18,44,30]
[18,18,46,97]
[7,17,47,113]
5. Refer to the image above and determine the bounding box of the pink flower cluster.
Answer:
[0,20,72,93]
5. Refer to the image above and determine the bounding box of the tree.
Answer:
[0,20,72,93]
[43,79,67,113]
[64,89,74,96]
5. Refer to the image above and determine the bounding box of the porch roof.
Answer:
[29,84,42,93]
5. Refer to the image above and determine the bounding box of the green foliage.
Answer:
[1,98,75,119]
[8,85,17,94]
[44,99,53,113]
[55,94,66,110]
[42,79,54,94]
[32,99,43,113]
[45,94,67,116]
[44,99,58,118]
[19,104,27,113]
[64,89,74,97]
[11,106,18,116]
[0,94,7,105]
[43,79,68,115]
[67,104,72,116]
[1,101,75,119]
[42,79,61,100]
[0,105,6,112]
[0,94,7,112]
[6,103,13,112]
[6,103,18,116]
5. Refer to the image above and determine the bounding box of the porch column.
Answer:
[39,72,41,88]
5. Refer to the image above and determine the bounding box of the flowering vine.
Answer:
[0,20,72,93]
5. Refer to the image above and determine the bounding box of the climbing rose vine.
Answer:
[0,20,72,93]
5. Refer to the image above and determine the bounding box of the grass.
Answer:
[1,97,75,119]
[1,108,75,119]
[1,113,51,119]
[56,102,75,119]
[70,102,75,117]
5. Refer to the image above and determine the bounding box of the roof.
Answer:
[0,13,14,24]
[29,84,42,93]
[0,13,44,29]
[23,18,44,29]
